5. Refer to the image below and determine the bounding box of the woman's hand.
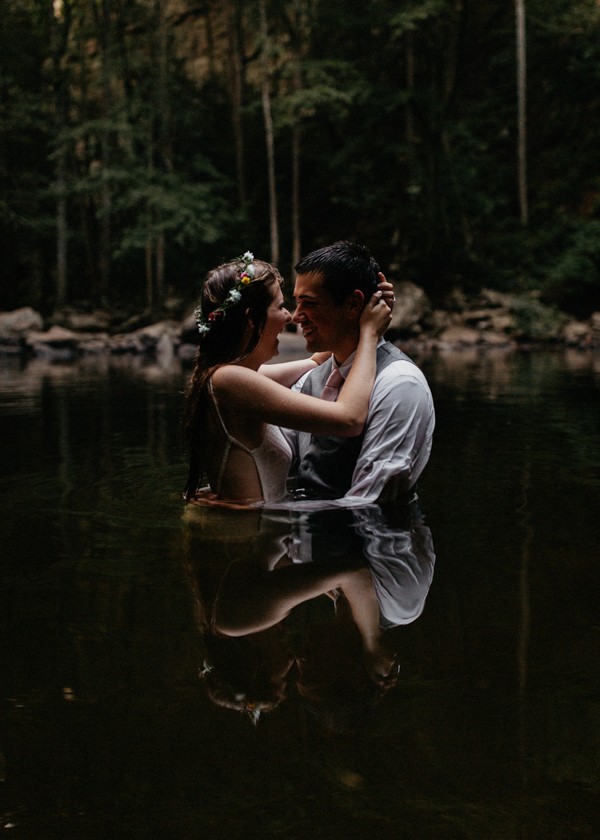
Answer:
[360,291,392,338]
[377,271,396,311]
[186,488,255,510]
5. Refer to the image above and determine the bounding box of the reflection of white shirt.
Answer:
[353,506,436,627]
[285,504,436,627]
[287,343,435,505]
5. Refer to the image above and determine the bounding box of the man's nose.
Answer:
[291,307,302,324]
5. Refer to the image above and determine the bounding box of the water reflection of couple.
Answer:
[181,241,435,723]
[184,503,435,728]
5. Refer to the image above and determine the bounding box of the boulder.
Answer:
[78,335,111,354]
[474,288,512,309]
[25,325,81,360]
[463,309,495,327]
[478,331,514,347]
[109,320,179,354]
[178,343,198,361]
[426,309,457,333]
[179,311,200,346]
[443,287,467,312]
[26,325,112,358]
[561,320,592,347]
[435,325,482,347]
[463,309,512,331]
[156,330,175,363]
[389,281,430,334]
[591,312,600,344]
[488,312,515,333]
[0,307,44,351]
[51,308,112,333]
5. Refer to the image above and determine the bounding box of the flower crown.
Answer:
[195,251,256,336]
[199,660,263,725]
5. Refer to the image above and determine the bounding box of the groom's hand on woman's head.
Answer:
[377,272,396,311]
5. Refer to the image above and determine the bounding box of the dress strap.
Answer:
[208,379,253,495]
[208,380,231,495]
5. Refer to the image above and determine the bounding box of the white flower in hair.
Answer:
[227,289,242,303]
[194,249,257,336]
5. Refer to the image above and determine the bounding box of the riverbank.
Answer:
[1,282,599,360]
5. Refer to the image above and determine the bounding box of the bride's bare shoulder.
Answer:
[211,364,260,392]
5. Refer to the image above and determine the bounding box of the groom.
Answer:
[285,241,435,504]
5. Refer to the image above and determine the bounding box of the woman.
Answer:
[183,251,391,504]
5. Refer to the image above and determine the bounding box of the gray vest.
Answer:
[296,342,415,497]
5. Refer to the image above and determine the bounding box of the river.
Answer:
[0,346,598,838]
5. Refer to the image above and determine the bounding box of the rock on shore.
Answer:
[1,286,599,358]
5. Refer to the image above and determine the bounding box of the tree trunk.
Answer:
[94,0,113,305]
[156,230,165,305]
[516,0,528,225]
[56,151,68,306]
[51,0,72,308]
[259,0,279,266]
[146,229,154,312]
[405,30,415,144]
[289,0,310,278]
[290,31,304,276]
[227,0,247,207]
[155,0,172,311]
[291,123,301,277]
[73,6,101,298]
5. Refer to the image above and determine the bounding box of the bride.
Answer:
[183,251,391,504]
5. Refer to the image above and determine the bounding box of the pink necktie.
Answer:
[320,366,344,401]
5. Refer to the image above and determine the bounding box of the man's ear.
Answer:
[344,290,365,319]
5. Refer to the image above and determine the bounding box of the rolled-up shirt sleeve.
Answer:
[345,361,435,503]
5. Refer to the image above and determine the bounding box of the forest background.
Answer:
[1,0,599,323]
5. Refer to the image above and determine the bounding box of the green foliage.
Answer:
[113,169,233,256]
[389,0,451,35]
[0,0,599,315]
[277,60,365,126]
[509,295,567,340]
[542,219,600,315]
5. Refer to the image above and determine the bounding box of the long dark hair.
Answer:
[201,633,292,724]
[183,257,283,500]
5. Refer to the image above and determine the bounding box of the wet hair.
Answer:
[183,258,283,500]
[201,634,290,724]
[294,241,380,305]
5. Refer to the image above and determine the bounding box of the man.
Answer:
[287,241,435,504]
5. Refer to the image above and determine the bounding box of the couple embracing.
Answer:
[183,240,434,508]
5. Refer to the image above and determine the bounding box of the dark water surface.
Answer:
[1,348,599,839]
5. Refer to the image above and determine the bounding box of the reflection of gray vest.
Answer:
[297,342,415,497]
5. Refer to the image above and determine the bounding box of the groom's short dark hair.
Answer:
[295,241,380,305]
